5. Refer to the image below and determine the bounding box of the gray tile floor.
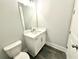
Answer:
[29,45,66,59]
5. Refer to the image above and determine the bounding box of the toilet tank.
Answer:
[3,40,22,58]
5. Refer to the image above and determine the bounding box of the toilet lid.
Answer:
[14,52,30,59]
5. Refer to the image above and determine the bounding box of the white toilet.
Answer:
[3,40,30,59]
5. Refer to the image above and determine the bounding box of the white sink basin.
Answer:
[24,27,46,38]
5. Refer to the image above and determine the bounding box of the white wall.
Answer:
[37,0,75,48]
[0,0,23,59]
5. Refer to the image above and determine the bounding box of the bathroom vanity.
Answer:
[24,28,46,57]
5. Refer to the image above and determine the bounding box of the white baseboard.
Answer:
[46,41,67,53]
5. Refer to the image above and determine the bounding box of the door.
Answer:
[66,0,78,59]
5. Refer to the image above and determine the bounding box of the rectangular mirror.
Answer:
[18,0,38,30]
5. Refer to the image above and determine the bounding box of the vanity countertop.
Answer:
[24,27,46,38]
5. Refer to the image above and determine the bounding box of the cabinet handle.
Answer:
[41,37,43,42]
[73,9,75,15]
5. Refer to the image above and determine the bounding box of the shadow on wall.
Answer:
[0,47,10,59]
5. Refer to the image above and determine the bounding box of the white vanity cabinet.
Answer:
[24,28,46,57]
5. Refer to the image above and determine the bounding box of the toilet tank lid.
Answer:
[4,40,22,51]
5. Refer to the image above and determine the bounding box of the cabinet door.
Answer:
[35,33,46,56]
[41,32,46,46]
[24,36,35,55]
[34,35,42,56]
[27,35,42,57]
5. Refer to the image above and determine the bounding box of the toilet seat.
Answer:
[14,52,30,59]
